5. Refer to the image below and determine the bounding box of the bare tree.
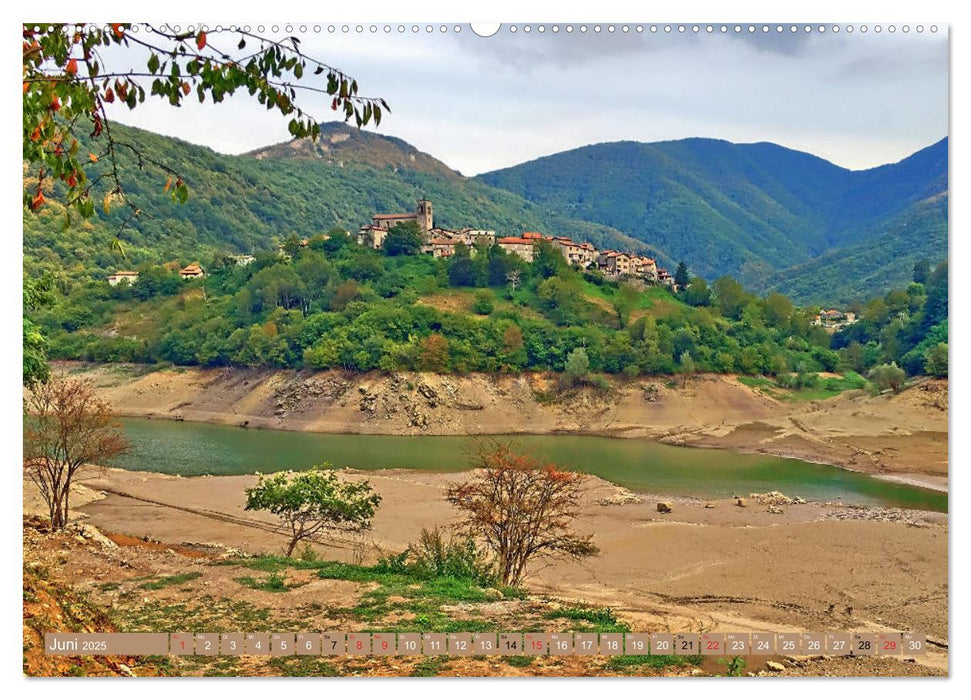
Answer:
[23,374,128,530]
[445,443,598,587]
[506,269,522,293]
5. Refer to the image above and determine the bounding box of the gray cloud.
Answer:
[104,26,949,175]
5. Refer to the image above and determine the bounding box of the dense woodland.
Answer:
[32,224,947,383]
[479,137,948,303]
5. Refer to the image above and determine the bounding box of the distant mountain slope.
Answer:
[24,123,655,278]
[477,137,948,294]
[761,193,948,305]
[246,122,460,178]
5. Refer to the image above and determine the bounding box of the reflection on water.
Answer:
[114,417,947,512]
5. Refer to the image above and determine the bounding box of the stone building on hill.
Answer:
[369,198,434,234]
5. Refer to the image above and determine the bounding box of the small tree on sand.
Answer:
[563,347,590,386]
[445,444,598,587]
[245,467,381,557]
[23,374,129,530]
[869,362,907,394]
[678,350,696,388]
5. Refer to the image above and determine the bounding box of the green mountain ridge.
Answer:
[24,122,946,305]
[764,193,948,305]
[24,122,657,281]
[477,136,948,303]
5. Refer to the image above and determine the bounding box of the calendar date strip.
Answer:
[45,631,927,657]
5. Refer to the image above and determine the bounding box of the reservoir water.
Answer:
[114,417,947,512]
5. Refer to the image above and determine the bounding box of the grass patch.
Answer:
[222,556,520,633]
[544,606,630,633]
[137,571,202,591]
[266,656,339,677]
[409,656,450,677]
[235,572,290,593]
[504,655,534,667]
[115,595,277,633]
[604,654,703,673]
[739,372,868,402]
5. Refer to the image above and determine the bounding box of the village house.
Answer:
[631,255,659,282]
[813,309,858,332]
[178,263,206,280]
[357,225,390,250]
[657,268,674,288]
[107,271,139,286]
[601,251,633,277]
[451,228,496,247]
[422,237,459,259]
[577,242,597,268]
[232,254,256,266]
[275,238,310,256]
[497,236,537,262]
[550,236,595,268]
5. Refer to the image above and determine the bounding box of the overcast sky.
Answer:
[105,24,949,175]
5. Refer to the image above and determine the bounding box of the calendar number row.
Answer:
[46,631,927,657]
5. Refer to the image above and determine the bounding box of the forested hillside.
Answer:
[763,194,948,305]
[23,122,652,282]
[478,137,948,302]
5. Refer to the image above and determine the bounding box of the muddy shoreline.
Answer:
[59,362,949,492]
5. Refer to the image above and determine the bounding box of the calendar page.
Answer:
[21,16,949,682]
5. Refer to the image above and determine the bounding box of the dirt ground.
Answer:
[31,465,946,673]
[57,363,948,490]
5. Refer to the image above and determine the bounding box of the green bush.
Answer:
[375,527,498,587]
[472,290,495,315]
[869,363,906,393]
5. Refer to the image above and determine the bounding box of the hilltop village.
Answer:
[104,199,861,332]
[357,199,675,287]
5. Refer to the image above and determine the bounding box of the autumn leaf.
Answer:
[30,191,45,211]
[66,58,78,75]
[104,87,114,103]
[196,31,207,50]
[181,82,190,96]
[110,24,124,39]
[163,176,173,193]
[88,153,98,163]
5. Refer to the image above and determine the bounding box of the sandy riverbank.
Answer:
[58,362,948,490]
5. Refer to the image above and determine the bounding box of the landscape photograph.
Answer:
[21,21,948,679]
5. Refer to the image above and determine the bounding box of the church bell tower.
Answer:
[416,198,433,234]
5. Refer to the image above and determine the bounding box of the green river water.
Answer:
[113,417,946,512]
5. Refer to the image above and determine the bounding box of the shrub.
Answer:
[924,342,948,377]
[472,290,495,315]
[408,527,497,586]
[374,527,498,587]
[869,363,906,394]
[563,347,590,385]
